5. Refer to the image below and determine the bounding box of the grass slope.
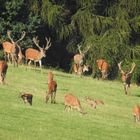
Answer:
[0,65,140,140]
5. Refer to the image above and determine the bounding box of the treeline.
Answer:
[0,0,140,82]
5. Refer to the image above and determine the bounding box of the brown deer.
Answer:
[72,63,89,76]
[25,36,51,68]
[73,44,90,67]
[64,94,86,114]
[46,80,57,104]
[96,59,109,79]
[2,31,26,66]
[0,60,8,84]
[132,105,140,123]
[85,97,104,109]
[47,71,54,84]
[118,61,136,95]
[20,92,33,105]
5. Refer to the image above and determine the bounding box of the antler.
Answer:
[118,61,125,74]
[7,30,14,43]
[45,37,51,50]
[128,62,136,74]
[33,36,42,49]
[77,44,82,54]
[83,45,91,54]
[16,31,26,43]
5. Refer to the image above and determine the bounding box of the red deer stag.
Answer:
[25,36,51,68]
[118,61,136,95]
[46,80,57,104]
[0,60,8,84]
[64,94,86,115]
[2,31,26,66]
[74,44,90,66]
[20,92,33,105]
[132,105,140,123]
[96,59,109,79]
[72,63,89,76]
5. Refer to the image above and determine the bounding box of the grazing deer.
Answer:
[85,97,104,109]
[73,44,90,67]
[47,71,54,84]
[64,94,86,114]
[132,105,140,123]
[25,36,51,68]
[96,59,109,79]
[2,31,26,66]
[0,61,8,84]
[72,63,89,76]
[118,61,136,95]
[20,92,33,105]
[46,80,57,104]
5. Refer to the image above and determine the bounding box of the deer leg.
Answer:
[52,91,56,104]
[46,93,51,103]
[39,60,42,68]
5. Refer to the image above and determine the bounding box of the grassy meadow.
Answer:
[0,64,140,140]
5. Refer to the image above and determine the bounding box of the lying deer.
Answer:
[20,92,33,105]
[132,105,140,123]
[85,97,104,109]
[64,94,86,115]
[118,61,136,95]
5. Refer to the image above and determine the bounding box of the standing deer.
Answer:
[96,59,109,79]
[64,94,86,115]
[118,61,136,95]
[46,80,57,104]
[2,31,26,66]
[0,60,8,84]
[25,36,51,68]
[132,105,140,123]
[73,44,90,66]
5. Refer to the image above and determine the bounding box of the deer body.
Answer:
[2,31,25,66]
[96,59,109,79]
[64,94,85,114]
[132,105,140,122]
[20,93,33,105]
[25,37,51,68]
[46,80,57,103]
[118,61,135,95]
[0,61,8,84]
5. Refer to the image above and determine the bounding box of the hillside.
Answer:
[0,65,140,140]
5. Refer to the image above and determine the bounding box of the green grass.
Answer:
[0,64,140,140]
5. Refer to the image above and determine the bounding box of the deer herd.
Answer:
[0,30,139,123]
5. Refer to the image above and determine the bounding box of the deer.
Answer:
[64,94,86,115]
[132,105,140,123]
[96,59,109,79]
[2,31,26,66]
[85,97,104,109]
[46,80,57,104]
[73,44,90,67]
[72,63,89,76]
[0,60,8,84]
[19,92,33,105]
[25,36,51,68]
[118,61,136,95]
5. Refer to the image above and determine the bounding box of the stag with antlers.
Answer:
[2,31,26,67]
[73,44,90,76]
[25,36,51,68]
[118,61,136,95]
